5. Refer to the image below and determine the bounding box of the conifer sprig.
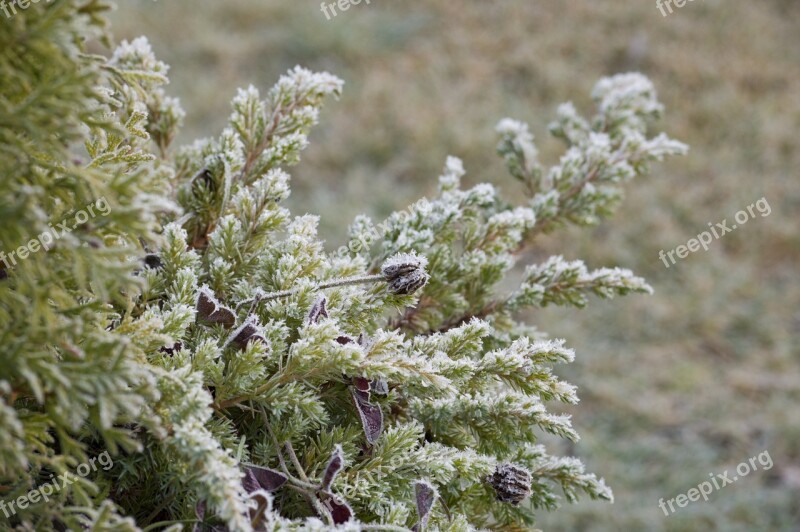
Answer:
[0,3,686,530]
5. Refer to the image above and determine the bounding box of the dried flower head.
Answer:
[489,463,532,505]
[381,252,430,295]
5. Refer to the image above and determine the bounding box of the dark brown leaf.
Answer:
[307,296,328,324]
[321,445,344,490]
[143,254,163,270]
[351,388,383,445]
[415,481,437,520]
[196,287,236,329]
[243,464,288,492]
[352,376,371,393]
[248,489,272,528]
[159,341,183,356]
[229,318,267,350]
[414,480,437,531]
[195,499,206,520]
[321,495,353,524]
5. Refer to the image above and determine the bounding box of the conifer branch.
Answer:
[0,5,685,528]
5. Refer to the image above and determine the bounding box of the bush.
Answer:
[0,2,685,530]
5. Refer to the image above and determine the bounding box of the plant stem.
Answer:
[241,274,384,310]
[142,520,198,531]
[260,407,336,525]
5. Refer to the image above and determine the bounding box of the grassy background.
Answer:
[110,1,800,530]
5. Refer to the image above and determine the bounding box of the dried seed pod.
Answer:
[489,463,532,505]
[196,287,236,329]
[381,252,430,295]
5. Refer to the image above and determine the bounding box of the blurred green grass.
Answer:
[110,1,800,529]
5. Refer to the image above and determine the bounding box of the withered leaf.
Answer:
[196,287,236,329]
[321,495,353,525]
[229,318,266,350]
[249,489,272,528]
[371,378,389,396]
[321,445,344,490]
[243,464,289,493]
[351,388,383,445]
[351,376,371,393]
[413,480,437,531]
[143,253,163,270]
[307,295,328,324]
[159,341,183,356]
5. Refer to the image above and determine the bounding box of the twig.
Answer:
[239,274,384,311]
[259,407,335,525]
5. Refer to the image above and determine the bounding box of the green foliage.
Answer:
[0,2,685,530]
